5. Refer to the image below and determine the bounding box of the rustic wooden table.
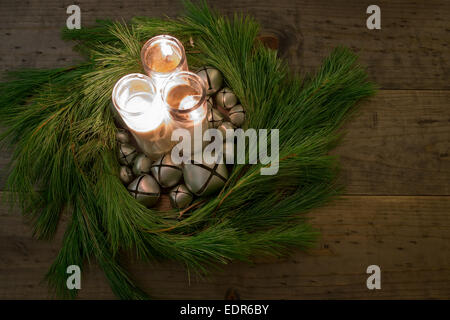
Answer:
[0,0,449,299]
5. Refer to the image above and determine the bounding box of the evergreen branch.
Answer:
[0,0,375,299]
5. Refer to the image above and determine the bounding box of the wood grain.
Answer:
[334,90,450,195]
[0,0,449,89]
[0,0,449,300]
[1,90,448,195]
[1,194,448,299]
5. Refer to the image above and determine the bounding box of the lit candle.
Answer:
[112,73,175,160]
[162,71,208,156]
[141,35,188,87]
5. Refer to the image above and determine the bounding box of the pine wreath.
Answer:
[0,1,375,299]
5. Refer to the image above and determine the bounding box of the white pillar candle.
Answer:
[162,71,208,157]
[112,73,174,159]
[141,35,188,87]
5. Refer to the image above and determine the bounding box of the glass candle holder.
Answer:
[112,73,174,160]
[141,35,188,86]
[162,71,208,157]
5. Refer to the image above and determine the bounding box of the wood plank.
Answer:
[0,0,448,302]
[1,90,449,195]
[0,0,448,89]
[334,90,450,195]
[0,194,449,299]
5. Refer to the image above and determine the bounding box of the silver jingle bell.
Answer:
[229,104,246,127]
[218,121,235,138]
[127,174,160,208]
[216,87,238,110]
[169,184,194,210]
[119,166,134,185]
[150,153,183,188]
[207,106,224,129]
[196,66,223,95]
[183,160,228,196]
[116,129,131,144]
[118,143,137,166]
[132,154,152,175]
[206,95,215,109]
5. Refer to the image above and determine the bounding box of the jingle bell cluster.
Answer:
[115,67,244,212]
[195,66,246,129]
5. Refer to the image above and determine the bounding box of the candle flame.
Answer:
[160,40,174,58]
[179,95,205,122]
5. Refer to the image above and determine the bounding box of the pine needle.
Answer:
[0,0,375,299]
